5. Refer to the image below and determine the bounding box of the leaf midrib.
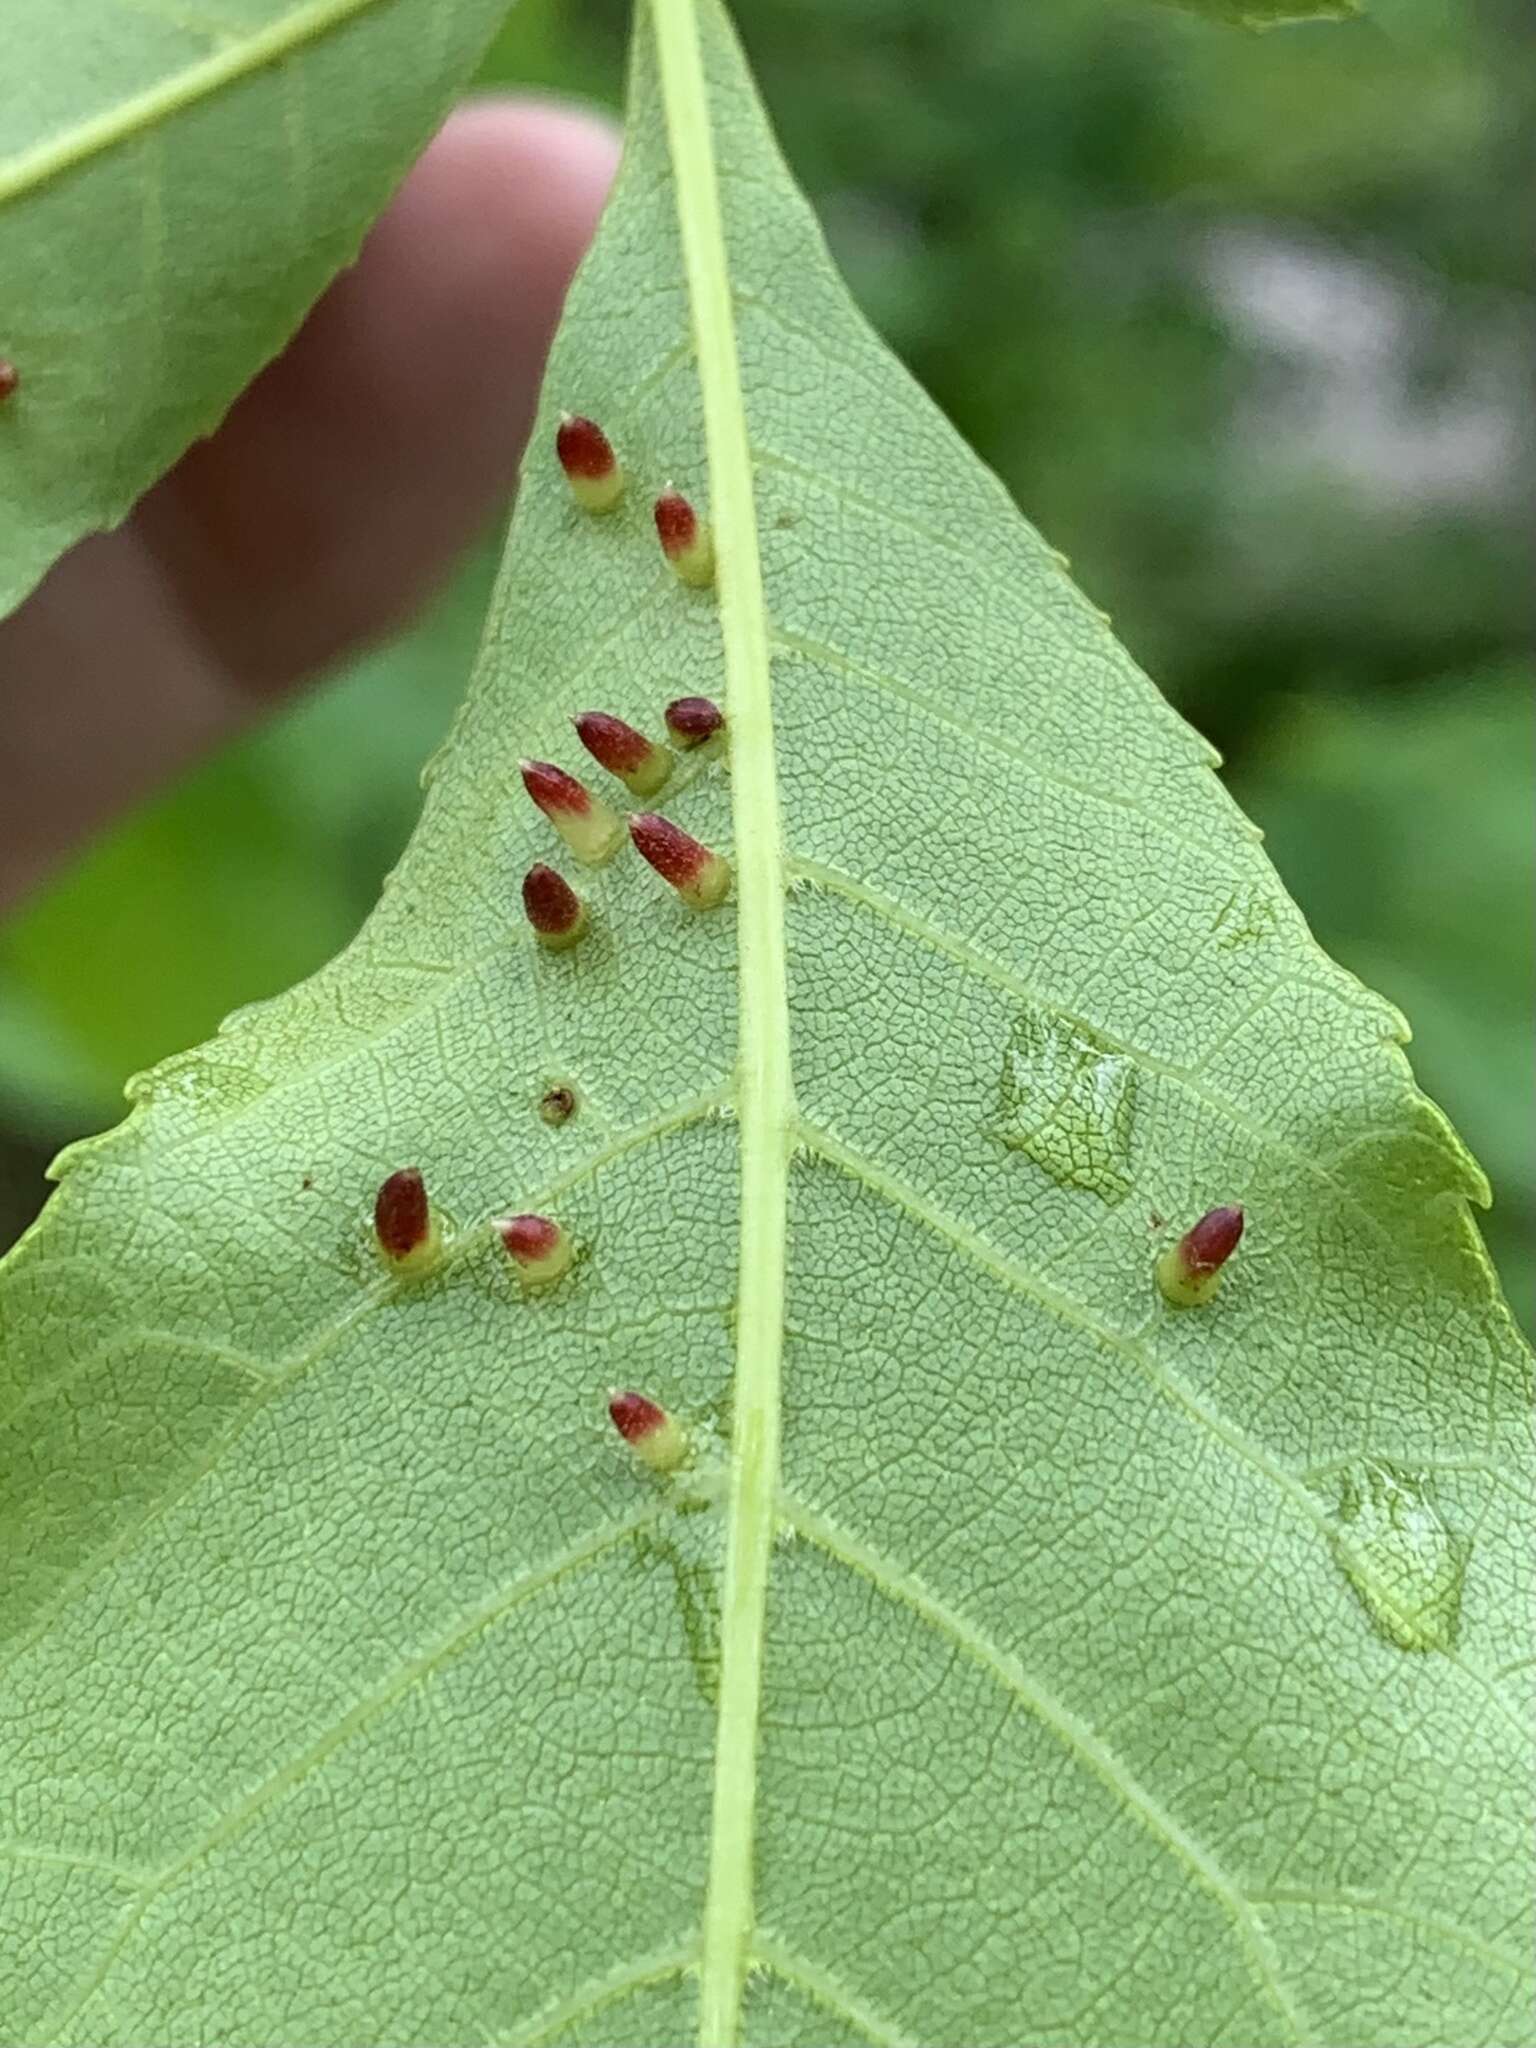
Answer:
[0,0,394,200]
[651,3,792,2043]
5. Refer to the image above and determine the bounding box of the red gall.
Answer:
[663,696,725,750]
[497,1212,575,1289]
[373,1167,442,1278]
[574,711,672,798]
[607,1390,688,1474]
[555,413,624,513]
[628,812,731,910]
[520,758,623,865]
[654,488,714,587]
[1155,1205,1245,1309]
[521,864,586,950]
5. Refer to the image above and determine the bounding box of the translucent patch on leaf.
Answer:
[1325,1458,1467,1653]
[631,1522,721,1706]
[992,1004,1138,1201]
[1212,887,1280,951]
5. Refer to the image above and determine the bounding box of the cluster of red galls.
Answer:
[372,1165,684,1473]
[517,414,735,945]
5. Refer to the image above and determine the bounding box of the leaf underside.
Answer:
[1,4,1530,2045]
[0,0,510,622]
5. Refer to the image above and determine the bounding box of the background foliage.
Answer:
[1,0,1529,1327]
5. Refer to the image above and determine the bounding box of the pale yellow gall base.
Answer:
[679,852,731,911]
[568,468,625,514]
[381,1218,444,1282]
[1155,1246,1222,1309]
[517,1228,575,1291]
[633,1414,689,1474]
[669,528,715,589]
[535,905,588,952]
[554,801,625,866]
[619,749,674,799]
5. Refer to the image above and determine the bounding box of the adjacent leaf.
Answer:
[1,4,1530,2045]
[0,0,511,621]
[1158,0,1360,26]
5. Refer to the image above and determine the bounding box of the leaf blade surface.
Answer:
[1,4,1530,2044]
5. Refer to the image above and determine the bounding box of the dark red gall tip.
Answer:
[498,1213,561,1263]
[608,1390,669,1445]
[556,413,616,481]
[0,360,17,403]
[653,490,699,558]
[375,1168,429,1259]
[575,712,654,777]
[664,696,724,749]
[520,759,590,818]
[1182,1205,1245,1276]
[522,864,583,939]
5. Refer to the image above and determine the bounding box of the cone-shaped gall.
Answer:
[663,696,725,750]
[522,864,587,950]
[1156,1205,1245,1308]
[374,1167,442,1278]
[654,488,714,587]
[608,1390,688,1474]
[574,711,672,798]
[556,413,624,513]
[498,1212,575,1290]
[629,813,730,909]
[520,759,623,865]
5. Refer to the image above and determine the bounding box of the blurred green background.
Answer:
[1,0,1530,1328]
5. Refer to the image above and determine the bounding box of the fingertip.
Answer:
[142,96,622,690]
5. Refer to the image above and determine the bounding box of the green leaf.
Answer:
[1156,0,1360,27]
[2,2,1530,2043]
[0,0,511,622]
